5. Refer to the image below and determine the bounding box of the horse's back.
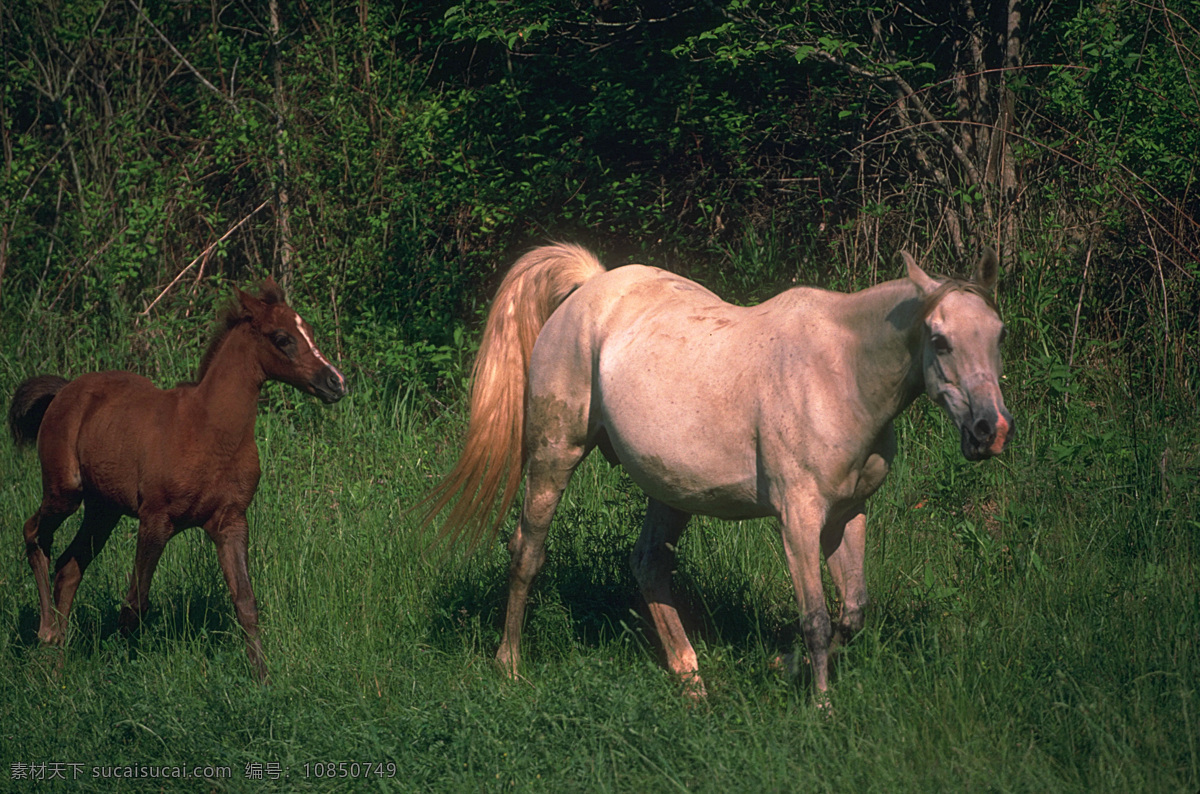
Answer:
[533,264,749,393]
[525,264,713,401]
[44,370,164,429]
[560,264,844,350]
[567,264,725,327]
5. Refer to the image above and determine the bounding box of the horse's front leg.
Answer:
[207,512,267,683]
[823,509,868,648]
[120,512,170,633]
[779,494,833,698]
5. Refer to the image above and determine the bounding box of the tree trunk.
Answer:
[269,0,295,288]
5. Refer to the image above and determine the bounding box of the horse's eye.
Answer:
[998,326,1008,345]
[271,331,293,351]
[931,333,952,354]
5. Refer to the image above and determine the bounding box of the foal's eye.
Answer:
[270,331,293,351]
[931,333,952,354]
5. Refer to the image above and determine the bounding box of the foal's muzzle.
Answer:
[960,407,1014,461]
[312,365,347,404]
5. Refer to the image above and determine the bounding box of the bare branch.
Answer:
[127,0,239,113]
[141,200,271,316]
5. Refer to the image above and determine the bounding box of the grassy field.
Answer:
[1,287,1197,793]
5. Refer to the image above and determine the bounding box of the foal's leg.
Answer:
[207,512,267,682]
[23,489,83,644]
[630,499,705,696]
[495,447,584,677]
[119,513,171,633]
[779,493,834,698]
[822,510,868,647]
[51,500,122,640]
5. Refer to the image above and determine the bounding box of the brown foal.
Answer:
[8,279,346,680]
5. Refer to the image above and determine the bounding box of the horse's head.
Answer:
[237,278,347,404]
[903,248,1013,461]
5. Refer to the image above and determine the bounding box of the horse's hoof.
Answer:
[493,652,520,680]
[117,607,142,634]
[680,671,708,701]
[769,651,804,678]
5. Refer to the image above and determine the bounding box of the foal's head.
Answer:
[903,248,1013,461]
[224,278,347,403]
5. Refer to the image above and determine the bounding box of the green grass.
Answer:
[1,313,1197,793]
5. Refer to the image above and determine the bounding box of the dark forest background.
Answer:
[1,0,1196,407]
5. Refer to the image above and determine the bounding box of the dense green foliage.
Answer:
[1,1,1197,791]
[2,0,1196,393]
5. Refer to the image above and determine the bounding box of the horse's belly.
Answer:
[611,439,770,520]
[596,361,768,518]
[635,472,770,520]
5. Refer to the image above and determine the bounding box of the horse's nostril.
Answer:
[973,418,993,440]
[320,366,347,397]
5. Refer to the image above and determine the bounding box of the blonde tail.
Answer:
[422,243,605,550]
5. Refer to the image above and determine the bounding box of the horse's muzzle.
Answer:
[312,365,347,403]
[960,408,1014,460]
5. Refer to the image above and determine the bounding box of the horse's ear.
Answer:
[235,286,266,320]
[901,251,939,294]
[974,247,999,291]
[259,275,285,305]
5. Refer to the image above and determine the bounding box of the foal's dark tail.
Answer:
[8,375,69,447]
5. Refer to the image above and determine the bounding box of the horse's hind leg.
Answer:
[495,441,585,677]
[51,500,121,640]
[23,491,83,644]
[630,499,704,696]
[822,510,868,648]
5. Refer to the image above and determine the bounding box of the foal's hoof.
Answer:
[117,606,144,634]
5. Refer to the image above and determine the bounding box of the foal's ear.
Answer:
[235,286,267,320]
[258,275,285,305]
[900,251,939,294]
[974,247,999,291]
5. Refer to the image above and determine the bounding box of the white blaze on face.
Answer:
[293,314,330,366]
[294,313,346,389]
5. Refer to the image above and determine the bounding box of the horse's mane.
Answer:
[919,277,998,321]
[194,280,286,382]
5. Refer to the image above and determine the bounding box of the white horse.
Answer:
[423,243,1012,698]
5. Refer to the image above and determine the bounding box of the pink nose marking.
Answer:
[989,413,1010,454]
